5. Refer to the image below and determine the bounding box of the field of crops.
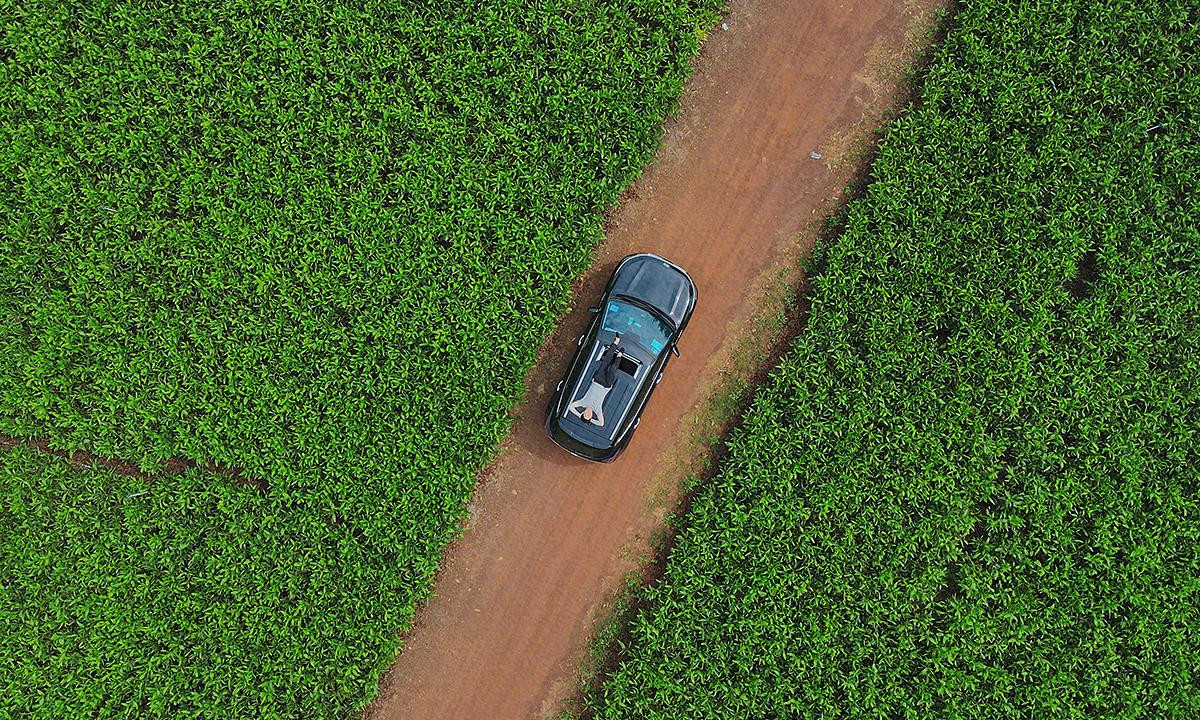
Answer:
[0,0,719,716]
[592,1,1200,717]
[1,444,397,716]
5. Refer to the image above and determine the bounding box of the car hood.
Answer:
[610,255,694,327]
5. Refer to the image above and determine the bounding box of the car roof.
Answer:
[609,254,696,328]
[558,341,650,446]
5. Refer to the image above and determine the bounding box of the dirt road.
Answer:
[367,1,941,717]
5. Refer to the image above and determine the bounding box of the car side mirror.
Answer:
[587,306,600,314]
[671,345,680,357]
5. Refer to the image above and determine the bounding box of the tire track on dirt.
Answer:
[367,1,944,717]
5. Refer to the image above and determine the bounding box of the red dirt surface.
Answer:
[367,1,942,717]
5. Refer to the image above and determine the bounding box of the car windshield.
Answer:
[601,298,672,355]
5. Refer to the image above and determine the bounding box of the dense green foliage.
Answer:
[0,0,718,716]
[594,1,1200,717]
[1,446,397,717]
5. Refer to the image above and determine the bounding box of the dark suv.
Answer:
[545,253,697,462]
